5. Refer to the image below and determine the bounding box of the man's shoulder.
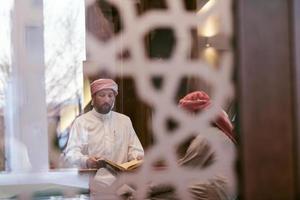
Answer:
[111,111,131,121]
[73,111,93,123]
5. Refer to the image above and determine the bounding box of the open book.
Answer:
[98,159,143,172]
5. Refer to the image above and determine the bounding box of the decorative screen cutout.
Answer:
[0,0,235,199]
[84,0,236,199]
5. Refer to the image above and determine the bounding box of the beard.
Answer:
[96,103,113,114]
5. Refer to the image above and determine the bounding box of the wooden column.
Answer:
[236,0,296,199]
[292,0,300,197]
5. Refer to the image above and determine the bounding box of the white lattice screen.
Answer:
[84,0,236,199]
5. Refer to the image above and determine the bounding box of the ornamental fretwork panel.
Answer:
[84,0,236,199]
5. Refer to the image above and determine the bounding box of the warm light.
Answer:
[198,15,219,37]
[205,37,211,47]
[201,47,218,67]
[197,0,216,15]
[83,76,92,109]
[59,105,80,132]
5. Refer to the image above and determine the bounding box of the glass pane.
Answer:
[0,0,236,199]
[44,0,85,169]
[0,0,13,172]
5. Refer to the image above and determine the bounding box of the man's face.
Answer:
[92,89,116,114]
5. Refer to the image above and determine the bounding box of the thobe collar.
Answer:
[91,108,112,121]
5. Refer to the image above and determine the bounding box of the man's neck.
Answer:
[92,108,112,120]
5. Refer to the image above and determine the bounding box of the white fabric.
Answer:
[64,108,144,185]
[94,168,117,186]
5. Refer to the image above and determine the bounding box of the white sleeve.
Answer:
[64,119,89,168]
[127,118,144,161]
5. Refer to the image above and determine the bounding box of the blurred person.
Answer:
[148,91,236,200]
[64,78,144,186]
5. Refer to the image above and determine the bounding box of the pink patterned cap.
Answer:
[179,91,236,143]
[90,79,118,96]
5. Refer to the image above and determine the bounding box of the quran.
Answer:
[97,158,143,172]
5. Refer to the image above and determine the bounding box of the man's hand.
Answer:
[86,156,100,169]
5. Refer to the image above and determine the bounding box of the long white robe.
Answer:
[148,127,236,200]
[64,108,144,186]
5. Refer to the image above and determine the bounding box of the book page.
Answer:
[120,159,143,170]
[103,159,126,171]
[96,158,143,171]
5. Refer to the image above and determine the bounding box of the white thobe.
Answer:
[64,109,144,186]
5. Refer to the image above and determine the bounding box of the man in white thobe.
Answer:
[64,78,144,186]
